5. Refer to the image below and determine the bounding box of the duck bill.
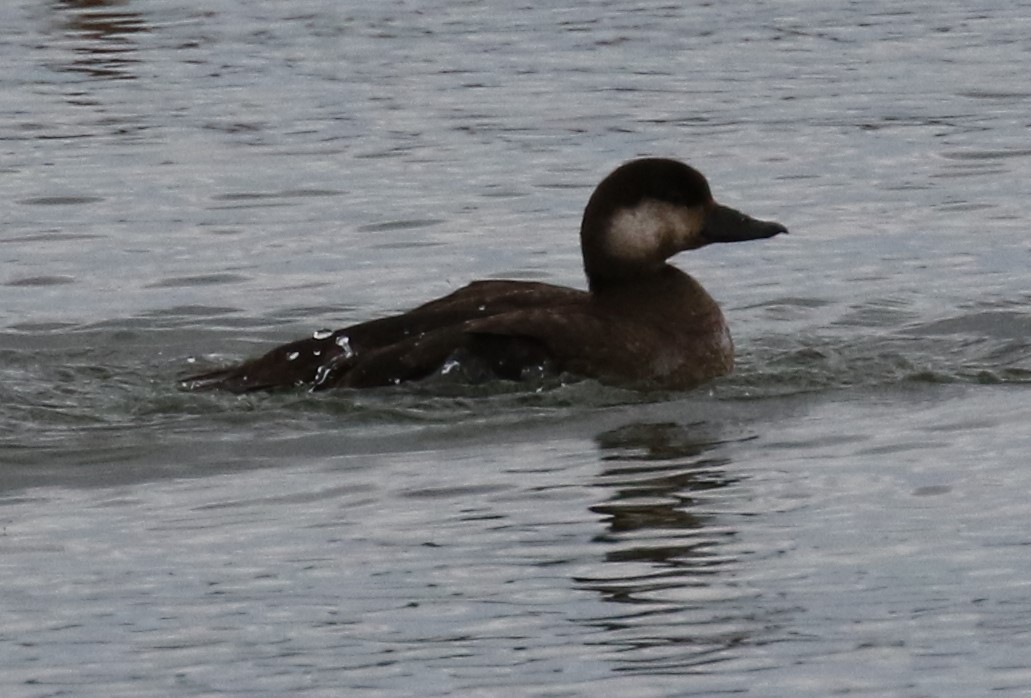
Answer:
[700,203,788,244]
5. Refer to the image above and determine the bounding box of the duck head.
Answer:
[580,158,787,289]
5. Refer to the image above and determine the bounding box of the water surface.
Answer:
[2,0,1030,695]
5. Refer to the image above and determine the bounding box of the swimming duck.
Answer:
[183,158,786,392]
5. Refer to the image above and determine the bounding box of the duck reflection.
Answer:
[51,0,147,80]
[591,421,737,562]
[578,420,765,672]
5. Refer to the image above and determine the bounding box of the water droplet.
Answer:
[313,328,333,340]
[334,334,355,358]
[313,350,322,356]
[313,364,332,388]
[287,351,300,361]
[186,357,196,364]
[478,304,486,312]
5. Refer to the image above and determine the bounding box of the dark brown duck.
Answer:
[183,158,786,392]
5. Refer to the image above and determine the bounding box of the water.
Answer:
[2,0,1031,695]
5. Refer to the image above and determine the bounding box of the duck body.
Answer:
[184,158,785,393]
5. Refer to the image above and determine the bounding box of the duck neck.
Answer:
[585,262,682,294]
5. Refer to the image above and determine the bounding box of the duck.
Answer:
[182,158,786,393]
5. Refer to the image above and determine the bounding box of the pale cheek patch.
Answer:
[605,206,664,263]
[605,201,705,263]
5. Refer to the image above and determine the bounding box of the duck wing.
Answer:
[336,304,665,389]
[461,307,660,387]
[182,280,587,392]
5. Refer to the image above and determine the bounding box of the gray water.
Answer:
[2,0,1031,695]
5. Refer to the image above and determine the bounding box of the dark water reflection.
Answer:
[50,0,146,81]
[592,422,735,549]
[577,421,766,674]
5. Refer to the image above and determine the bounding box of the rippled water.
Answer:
[2,0,1031,695]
